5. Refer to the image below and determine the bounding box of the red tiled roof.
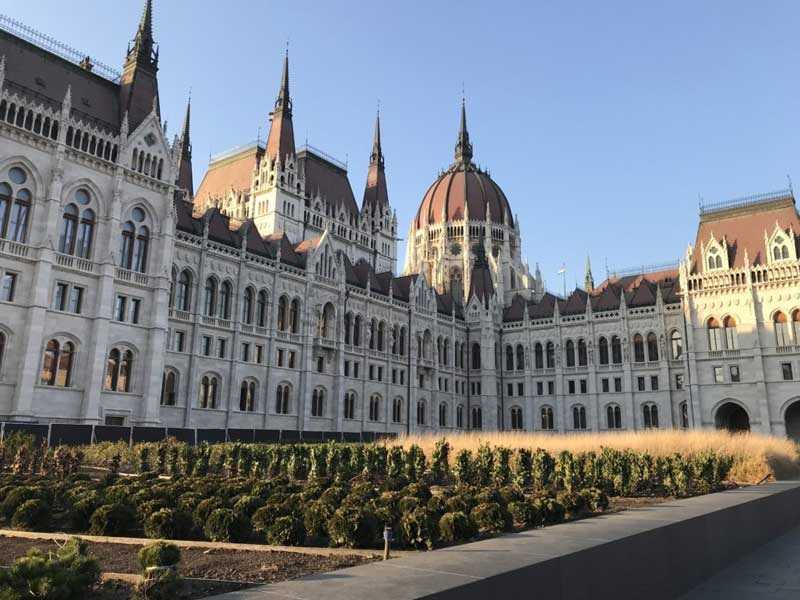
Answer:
[691,196,800,273]
[194,146,261,205]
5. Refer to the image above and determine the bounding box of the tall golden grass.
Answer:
[394,430,800,484]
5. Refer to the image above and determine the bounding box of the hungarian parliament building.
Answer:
[1,3,799,442]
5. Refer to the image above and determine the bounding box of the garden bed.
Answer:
[0,436,744,554]
[0,535,371,583]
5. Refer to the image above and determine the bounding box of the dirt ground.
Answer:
[608,496,672,511]
[0,535,374,583]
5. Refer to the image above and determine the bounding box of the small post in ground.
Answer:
[383,525,393,560]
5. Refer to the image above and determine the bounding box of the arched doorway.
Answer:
[785,400,800,443]
[715,402,750,433]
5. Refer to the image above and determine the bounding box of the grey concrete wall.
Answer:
[213,482,800,600]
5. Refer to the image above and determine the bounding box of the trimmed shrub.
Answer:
[536,496,566,525]
[398,496,421,513]
[401,483,432,502]
[304,500,334,539]
[11,499,50,530]
[470,502,512,533]
[233,495,263,517]
[69,492,101,530]
[327,505,379,548]
[192,497,223,530]
[507,500,535,526]
[1,486,39,519]
[138,541,181,569]
[578,487,609,513]
[145,508,193,540]
[438,511,476,543]
[400,507,439,550]
[89,503,136,536]
[266,515,306,546]
[444,495,470,514]
[203,508,250,543]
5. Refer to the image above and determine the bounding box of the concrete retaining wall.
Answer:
[213,482,800,600]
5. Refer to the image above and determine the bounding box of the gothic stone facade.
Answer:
[0,5,799,441]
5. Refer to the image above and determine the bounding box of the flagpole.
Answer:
[558,264,566,298]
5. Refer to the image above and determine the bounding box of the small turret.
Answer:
[265,51,296,165]
[585,255,595,292]
[175,95,193,197]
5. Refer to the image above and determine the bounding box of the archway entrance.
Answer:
[785,401,800,443]
[715,402,750,433]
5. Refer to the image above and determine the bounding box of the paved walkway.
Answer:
[680,525,800,600]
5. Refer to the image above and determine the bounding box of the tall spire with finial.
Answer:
[362,108,389,212]
[120,0,160,131]
[176,94,193,197]
[265,49,296,164]
[454,96,473,164]
[585,255,595,292]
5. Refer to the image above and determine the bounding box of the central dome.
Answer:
[414,101,513,229]
[414,162,513,229]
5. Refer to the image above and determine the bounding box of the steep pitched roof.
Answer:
[299,149,359,216]
[0,29,121,132]
[194,145,261,205]
[691,193,800,273]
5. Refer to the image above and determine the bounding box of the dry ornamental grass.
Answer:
[395,430,800,484]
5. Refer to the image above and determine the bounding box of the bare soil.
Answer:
[0,535,375,585]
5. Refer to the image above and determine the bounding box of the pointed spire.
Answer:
[265,50,296,164]
[126,0,157,70]
[176,94,194,197]
[454,96,473,164]
[120,0,160,131]
[275,49,291,114]
[369,109,384,168]
[362,109,389,211]
[585,255,595,292]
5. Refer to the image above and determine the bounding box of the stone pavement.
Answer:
[680,525,800,600]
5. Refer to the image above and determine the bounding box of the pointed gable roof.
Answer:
[559,288,588,315]
[527,292,558,319]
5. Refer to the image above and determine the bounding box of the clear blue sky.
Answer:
[6,1,800,291]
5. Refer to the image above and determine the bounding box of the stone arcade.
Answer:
[1,3,800,440]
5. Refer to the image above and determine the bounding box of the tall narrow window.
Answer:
[40,339,59,386]
[176,270,192,311]
[535,343,544,369]
[55,341,74,387]
[240,381,255,412]
[598,337,609,365]
[0,331,5,374]
[161,371,177,406]
[456,404,463,428]
[724,317,738,350]
[120,222,135,269]
[344,393,356,420]
[541,406,554,430]
[546,342,555,368]
[565,340,575,367]
[611,336,622,364]
[277,296,287,331]
[256,291,268,327]
[577,339,588,366]
[510,406,523,430]
[417,400,427,425]
[104,348,120,391]
[438,402,447,427]
[118,350,133,392]
[7,188,30,243]
[132,225,149,273]
[75,208,94,259]
[633,334,645,363]
[516,345,524,370]
[370,395,381,421]
[505,345,514,371]
[606,405,622,429]
[289,299,300,333]
[218,282,231,320]
[59,204,78,254]
[242,288,254,324]
[708,318,722,351]
[670,330,683,359]
[775,312,790,347]
[572,405,587,429]
[392,397,402,423]
[646,332,659,361]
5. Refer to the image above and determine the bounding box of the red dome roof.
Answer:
[414,101,513,229]
[414,162,513,229]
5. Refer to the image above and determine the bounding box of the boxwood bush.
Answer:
[203,508,250,543]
